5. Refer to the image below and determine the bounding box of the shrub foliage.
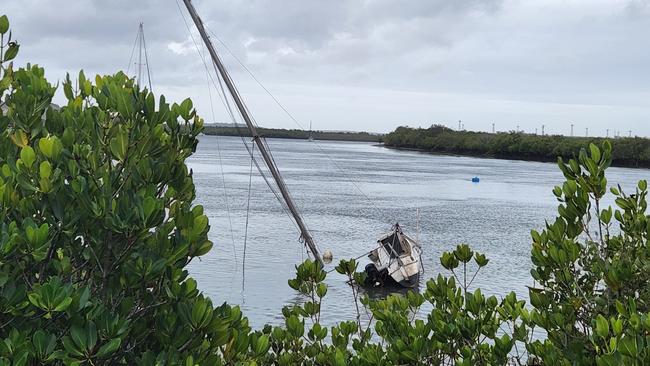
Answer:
[0,16,223,364]
[383,125,650,168]
[2,15,650,365]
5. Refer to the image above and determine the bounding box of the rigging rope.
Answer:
[174,0,300,233]
[194,19,302,234]
[204,51,238,266]
[207,50,301,233]
[141,24,154,92]
[126,26,139,76]
[199,34,315,239]
[205,27,372,202]
[242,142,255,290]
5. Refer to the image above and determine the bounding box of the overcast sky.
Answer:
[4,0,650,136]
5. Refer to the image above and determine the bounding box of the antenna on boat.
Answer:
[181,0,323,265]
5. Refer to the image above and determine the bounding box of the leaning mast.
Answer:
[181,0,323,265]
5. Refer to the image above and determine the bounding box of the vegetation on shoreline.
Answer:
[384,125,650,168]
[4,15,650,365]
[203,124,382,143]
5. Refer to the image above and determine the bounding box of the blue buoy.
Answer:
[471,176,480,183]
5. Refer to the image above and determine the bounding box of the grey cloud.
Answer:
[2,0,650,136]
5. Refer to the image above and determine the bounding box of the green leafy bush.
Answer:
[383,125,650,168]
[0,16,230,365]
[3,14,650,365]
[524,141,650,365]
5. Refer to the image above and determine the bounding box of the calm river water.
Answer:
[187,135,648,328]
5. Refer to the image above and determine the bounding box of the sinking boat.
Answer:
[364,223,423,288]
[182,2,420,285]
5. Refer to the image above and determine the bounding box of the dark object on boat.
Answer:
[364,263,390,286]
[364,223,423,288]
[472,176,480,183]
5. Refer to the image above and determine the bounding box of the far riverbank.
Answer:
[203,125,382,143]
[383,125,650,169]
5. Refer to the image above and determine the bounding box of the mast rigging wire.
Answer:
[126,27,139,76]
[200,39,315,238]
[174,0,301,233]
[141,24,154,92]
[242,142,255,291]
[206,41,301,233]
[205,27,372,202]
[137,24,143,85]
[204,51,238,265]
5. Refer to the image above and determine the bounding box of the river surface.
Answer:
[187,135,649,329]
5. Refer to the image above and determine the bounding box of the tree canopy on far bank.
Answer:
[384,125,650,168]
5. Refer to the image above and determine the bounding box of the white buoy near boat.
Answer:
[322,249,333,263]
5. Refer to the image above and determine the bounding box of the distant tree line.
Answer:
[383,125,650,168]
[203,125,382,143]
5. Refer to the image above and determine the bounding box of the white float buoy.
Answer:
[322,249,333,263]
